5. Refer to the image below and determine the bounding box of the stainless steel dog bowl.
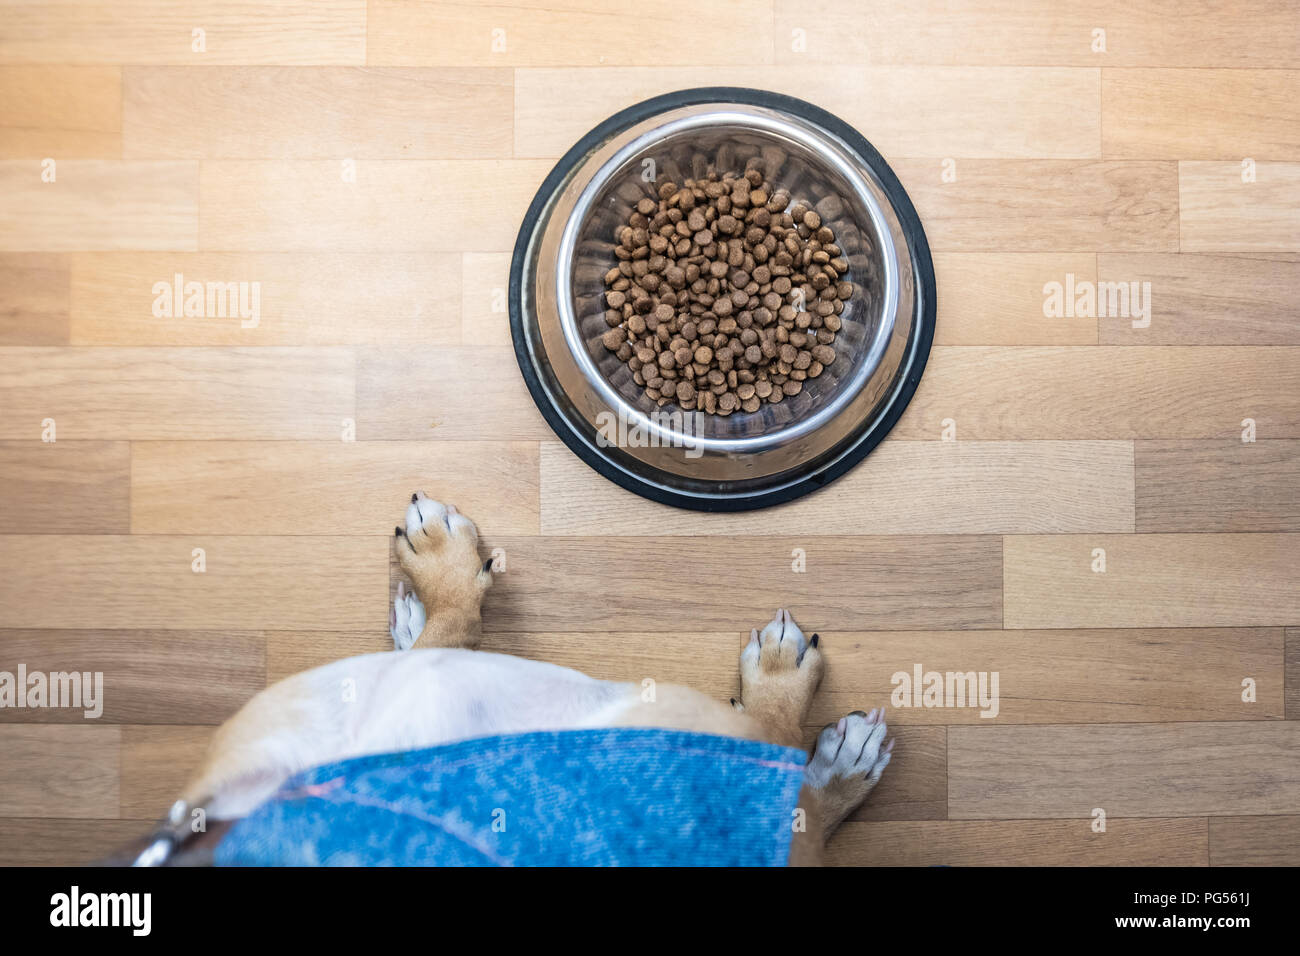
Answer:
[511,88,935,510]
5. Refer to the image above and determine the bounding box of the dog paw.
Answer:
[389,580,426,651]
[806,709,894,834]
[393,492,492,648]
[737,608,824,745]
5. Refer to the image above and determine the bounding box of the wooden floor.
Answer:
[2,1,1299,866]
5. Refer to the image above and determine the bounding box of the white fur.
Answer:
[187,648,637,819]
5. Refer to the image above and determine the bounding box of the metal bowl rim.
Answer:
[554,106,901,454]
[509,86,937,512]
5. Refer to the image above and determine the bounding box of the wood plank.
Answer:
[810,627,1281,725]
[0,160,197,251]
[776,0,1300,68]
[124,67,512,159]
[0,440,129,533]
[935,252,1098,345]
[1135,440,1300,532]
[461,252,512,347]
[893,160,1178,252]
[130,440,540,535]
[0,1,366,65]
[1098,253,1300,344]
[1180,162,1300,253]
[120,725,215,819]
[894,347,1300,440]
[948,722,1300,818]
[0,347,353,440]
[0,818,143,865]
[541,440,1135,535]
[1104,69,1300,160]
[0,254,68,344]
[199,160,547,252]
[514,66,1100,160]
[848,726,947,821]
[69,252,461,346]
[0,630,262,724]
[1287,629,1299,719]
[367,0,774,67]
[0,535,387,630]
[356,347,549,440]
[0,66,121,158]
[1005,533,1300,629]
[829,818,1208,866]
[0,726,118,817]
[475,535,1003,632]
[266,630,390,683]
[1210,815,1300,865]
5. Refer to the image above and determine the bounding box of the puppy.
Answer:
[141,493,891,866]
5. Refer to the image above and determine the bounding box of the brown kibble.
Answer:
[601,158,859,414]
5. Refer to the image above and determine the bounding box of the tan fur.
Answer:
[395,497,491,649]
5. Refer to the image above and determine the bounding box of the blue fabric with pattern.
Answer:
[214,727,807,867]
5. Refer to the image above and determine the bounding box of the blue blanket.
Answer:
[215,728,807,867]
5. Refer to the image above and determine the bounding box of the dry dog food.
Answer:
[600,165,852,415]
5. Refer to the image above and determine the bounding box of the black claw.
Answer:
[810,633,819,647]
[394,526,404,537]
[411,493,418,503]
[482,558,494,573]
[729,698,737,706]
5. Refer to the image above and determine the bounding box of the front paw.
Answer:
[805,709,894,835]
[394,492,492,606]
[392,492,493,648]
[737,608,824,744]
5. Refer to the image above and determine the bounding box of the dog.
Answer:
[137,492,892,866]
